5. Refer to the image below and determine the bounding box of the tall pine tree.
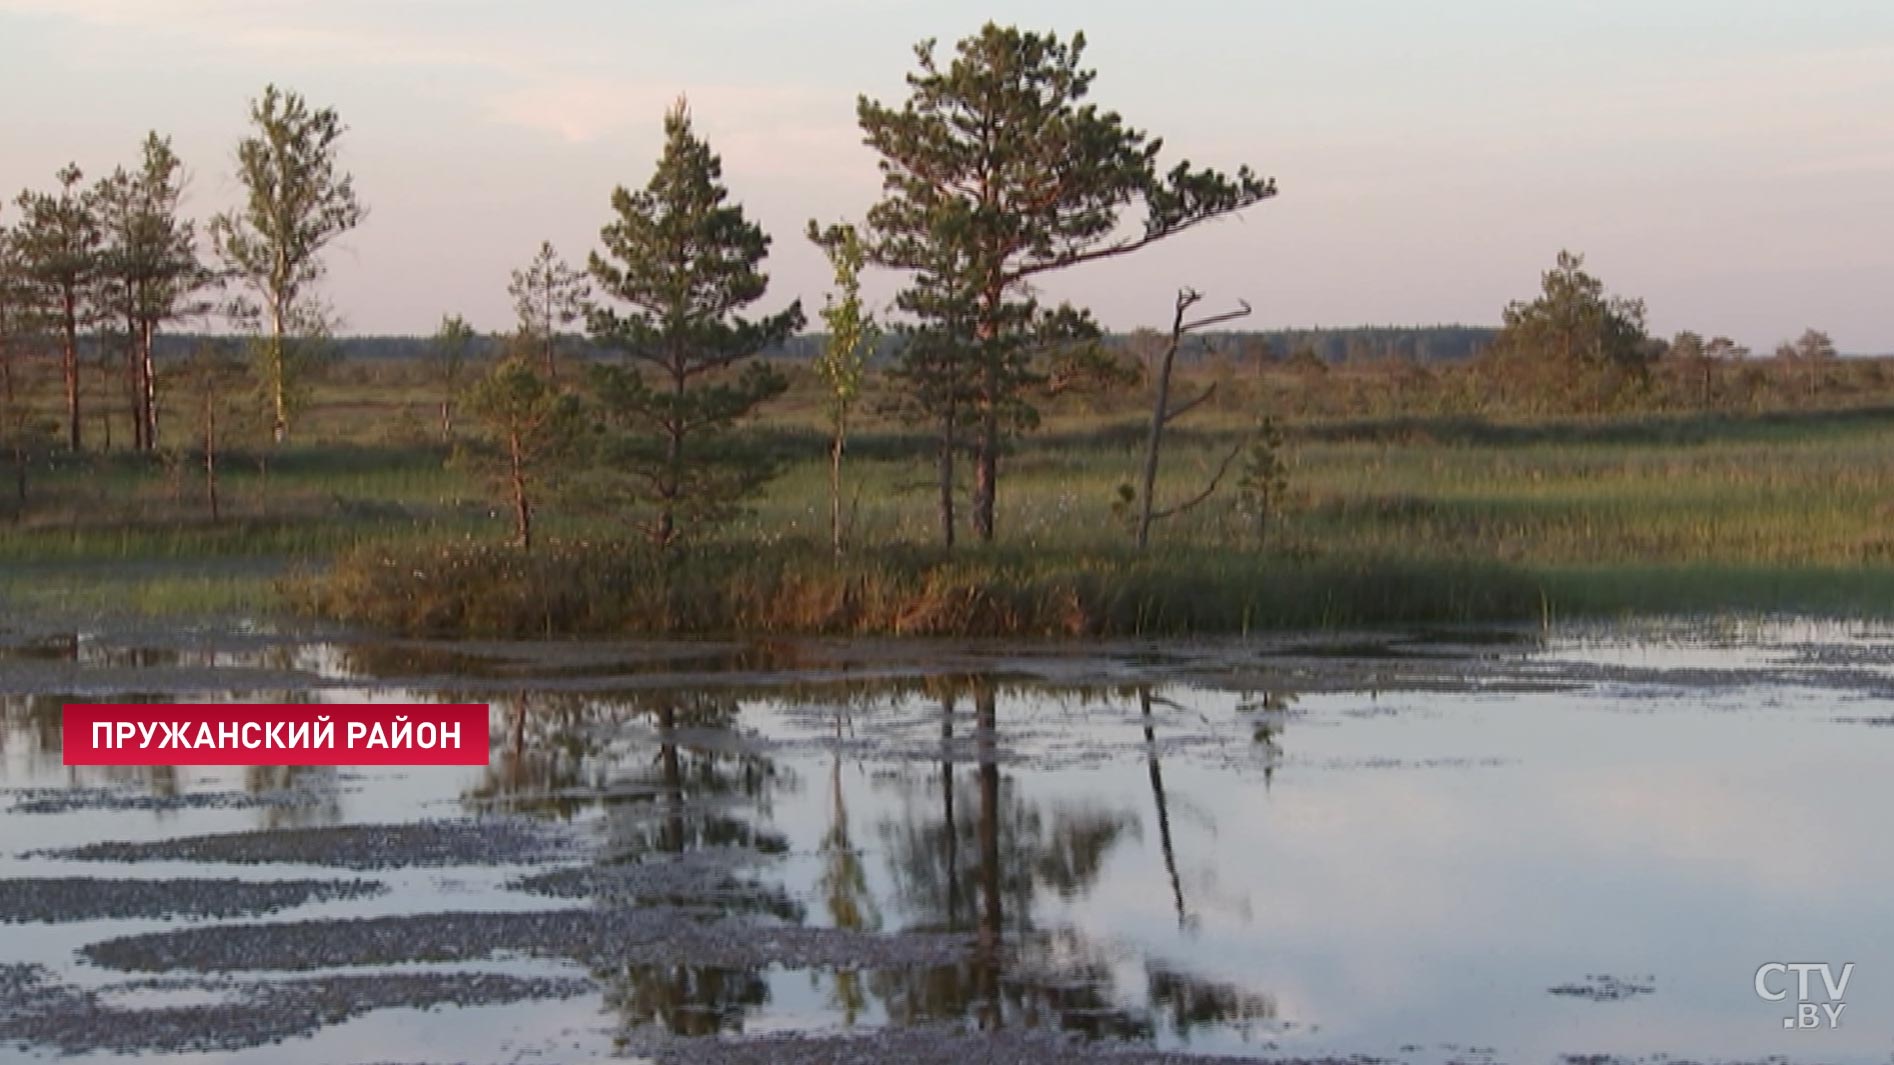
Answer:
[586,100,802,548]
[95,133,212,450]
[12,164,101,453]
[857,24,1275,543]
[0,224,55,508]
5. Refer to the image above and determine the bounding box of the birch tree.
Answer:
[428,313,476,440]
[807,222,880,553]
[210,85,366,443]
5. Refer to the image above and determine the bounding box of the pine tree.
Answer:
[507,241,590,383]
[95,133,213,450]
[1236,417,1290,549]
[885,273,978,548]
[210,85,366,444]
[12,163,101,452]
[462,358,581,551]
[586,99,802,548]
[1494,251,1650,413]
[857,23,1275,544]
[0,227,56,510]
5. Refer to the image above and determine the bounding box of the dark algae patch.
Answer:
[618,1026,1386,1065]
[0,877,385,923]
[1546,974,1657,1002]
[82,908,973,973]
[35,819,575,869]
[0,972,589,1055]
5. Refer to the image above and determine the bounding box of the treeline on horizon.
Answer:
[144,325,1503,366]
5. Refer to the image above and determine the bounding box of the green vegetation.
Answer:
[458,357,582,551]
[210,84,365,444]
[585,99,800,549]
[1,23,1887,635]
[856,23,1275,545]
[806,222,879,554]
[290,539,1540,637]
[0,353,1890,630]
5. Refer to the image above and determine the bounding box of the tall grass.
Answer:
[290,539,1544,637]
[8,361,1894,632]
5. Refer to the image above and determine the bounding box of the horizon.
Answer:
[2,1,1890,352]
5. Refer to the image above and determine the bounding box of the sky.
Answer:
[1,0,1890,352]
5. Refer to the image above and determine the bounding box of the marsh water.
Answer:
[2,621,1892,1063]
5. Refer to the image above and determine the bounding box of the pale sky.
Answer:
[2,0,1890,351]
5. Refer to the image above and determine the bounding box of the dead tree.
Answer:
[1134,288,1251,550]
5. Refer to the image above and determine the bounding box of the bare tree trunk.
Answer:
[269,297,289,444]
[508,429,532,551]
[1136,290,1251,550]
[970,283,1002,545]
[1,342,23,511]
[62,291,81,452]
[829,414,845,554]
[125,312,145,451]
[204,390,220,523]
[1136,322,1182,551]
[936,409,957,550]
[972,404,997,544]
[653,362,687,550]
[142,318,159,450]
[98,350,113,452]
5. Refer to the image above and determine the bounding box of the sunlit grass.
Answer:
[7,366,1894,630]
[0,564,279,617]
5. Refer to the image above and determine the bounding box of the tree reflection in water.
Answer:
[453,676,1285,1048]
[817,697,880,1023]
[462,689,795,1042]
[2,689,342,822]
[1,693,82,778]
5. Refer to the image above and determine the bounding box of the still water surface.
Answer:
[1,621,1891,1063]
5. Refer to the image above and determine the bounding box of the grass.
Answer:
[289,539,1544,637]
[5,356,1894,631]
[0,561,280,617]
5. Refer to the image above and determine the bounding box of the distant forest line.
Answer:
[147,325,1504,366]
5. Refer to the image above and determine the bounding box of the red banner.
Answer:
[62,703,491,766]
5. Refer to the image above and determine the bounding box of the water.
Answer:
[2,621,1892,1063]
